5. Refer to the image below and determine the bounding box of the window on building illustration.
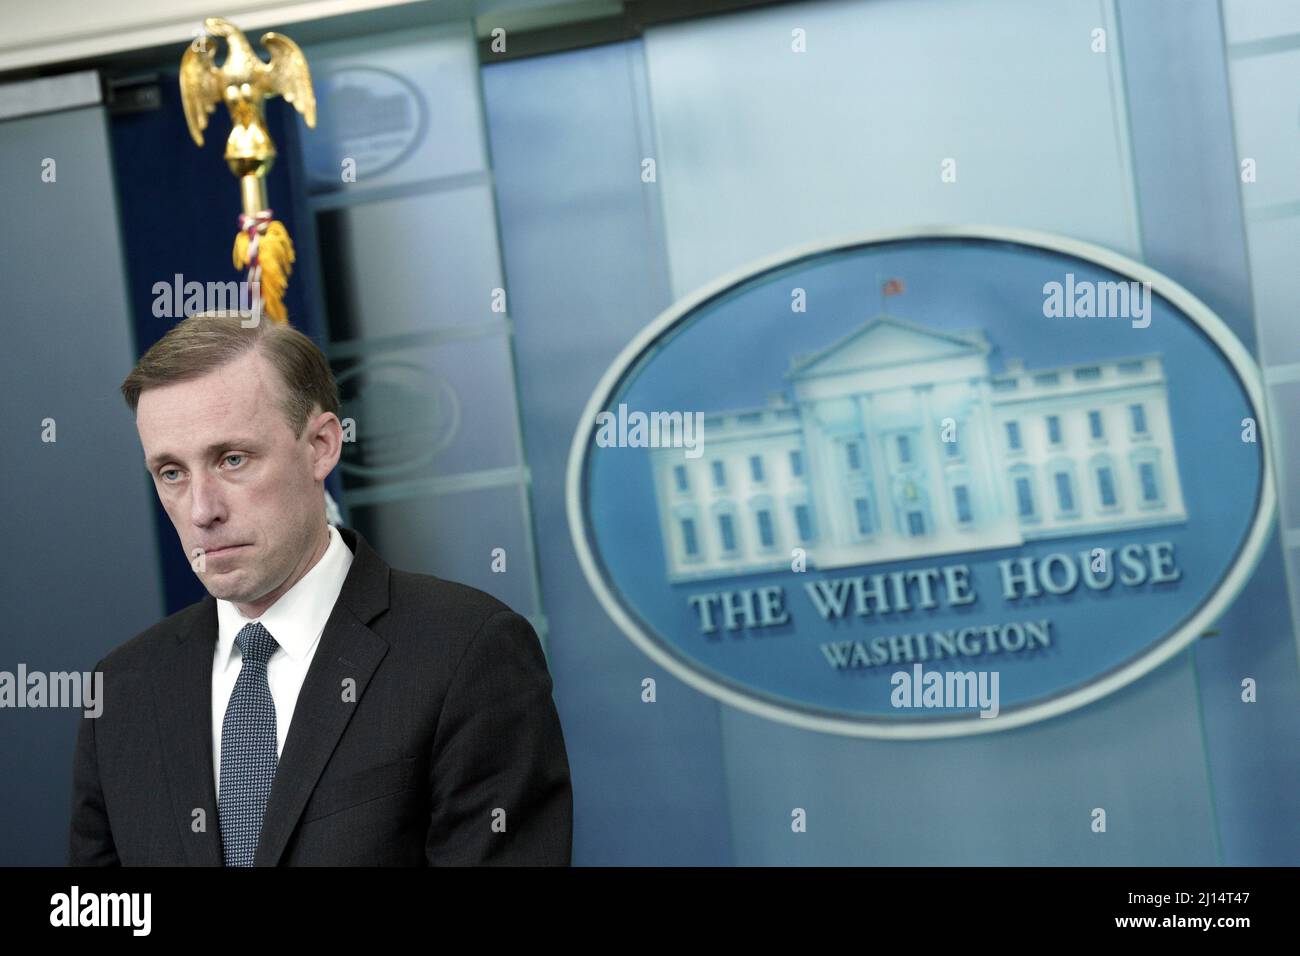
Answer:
[1015,476,1035,517]
[907,511,926,536]
[756,509,775,548]
[953,485,972,524]
[845,441,862,471]
[674,465,689,493]
[1005,421,1022,450]
[750,455,764,482]
[794,503,813,542]
[1054,471,1075,512]
[681,518,698,556]
[1075,366,1101,381]
[1130,403,1148,435]
[712,460,726,488]
[854,497,873,535]
[1097,466,1116,507]
[897,434,912,464]
[1088,410,1104,439]
[1118,359,1144,374]
[789,449,803,477]
[945,431,960,458]
[1046,415,1062,445]
[1139,462,1159,502]
[718,513,737,551]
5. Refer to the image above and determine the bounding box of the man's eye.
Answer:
[224,454,244,468]
[160,469,179,482]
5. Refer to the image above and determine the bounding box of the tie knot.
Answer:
[235,622,279,665]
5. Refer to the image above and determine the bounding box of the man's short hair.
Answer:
[121,313,340,440]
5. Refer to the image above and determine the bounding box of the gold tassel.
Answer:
[232,230,249,272]
[257,222,294,323]
[231,221,296,323]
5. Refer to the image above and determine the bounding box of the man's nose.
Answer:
[188,468,227,526]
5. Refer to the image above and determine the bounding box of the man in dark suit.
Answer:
[69,313,571,865]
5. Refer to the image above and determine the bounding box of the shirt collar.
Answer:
[215,524,355,670]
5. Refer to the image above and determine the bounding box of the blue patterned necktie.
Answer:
[219,622,280,867]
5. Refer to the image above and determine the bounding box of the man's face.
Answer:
[136,349,341,614]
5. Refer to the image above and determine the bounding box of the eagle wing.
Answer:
[260,32,317,128]
[179,38,222,147]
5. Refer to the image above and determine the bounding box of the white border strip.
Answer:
[566,224,1277,740]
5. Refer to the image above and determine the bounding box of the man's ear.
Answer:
[308,410,343,480]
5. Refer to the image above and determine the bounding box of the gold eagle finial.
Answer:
[180,17,316,172]
[179,17,316,323]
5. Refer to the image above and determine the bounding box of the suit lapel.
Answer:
[254,526,391,866]
[153,596,223,865]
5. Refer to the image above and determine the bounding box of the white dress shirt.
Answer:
[213,523,354,798]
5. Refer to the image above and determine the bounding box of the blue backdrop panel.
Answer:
[0,103,165,864]
[1118,0,1300,866]
[484,41,735,865]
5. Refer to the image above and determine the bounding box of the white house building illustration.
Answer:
[650,315,1188,582]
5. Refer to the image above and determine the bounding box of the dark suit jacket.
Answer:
[68,526,572,865]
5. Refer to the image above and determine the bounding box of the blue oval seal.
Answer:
[305,66,427,188]
[568,227,1275,738]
